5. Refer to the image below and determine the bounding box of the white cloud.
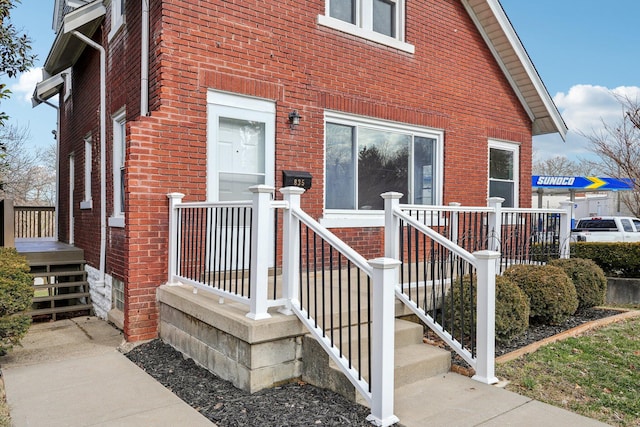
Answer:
[534,84,640,162]
[10,68,44,103]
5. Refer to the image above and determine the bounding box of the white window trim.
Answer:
[321,111,444,228]
[62,67,72,102]
[108,0,125,41]
[488,139,520,208]
[318,0,414,54]
[109,109,126,228]
[80,134,92,210]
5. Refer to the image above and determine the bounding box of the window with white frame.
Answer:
[80,135,92,210]
[318,0,414,53]
[489,140,519,208]
[110,110,126,227]
[325,112,442,215]
[108,0,125,39]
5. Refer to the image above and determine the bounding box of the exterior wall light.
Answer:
[288,110,302,129]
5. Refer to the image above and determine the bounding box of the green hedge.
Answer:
[444,274,530,345]
[549,258,607,309]
[504,264,578,325]
[0,248,33,355]
[571,242,640,278]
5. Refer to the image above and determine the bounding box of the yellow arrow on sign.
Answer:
[586,176,606,189]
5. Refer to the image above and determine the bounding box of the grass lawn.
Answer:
[497,315,640,427]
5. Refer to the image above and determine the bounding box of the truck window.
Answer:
[621,219,634,232]
[577,219,616,229]
[634,219,640,232]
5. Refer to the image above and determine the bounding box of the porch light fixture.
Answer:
[288,110,302,129]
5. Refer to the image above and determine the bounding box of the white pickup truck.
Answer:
[571,216,640,242]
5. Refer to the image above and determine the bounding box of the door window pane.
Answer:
[330,0,356,24]
[373,0,395,37]
[218,117,265,200]
[326,123,355,209]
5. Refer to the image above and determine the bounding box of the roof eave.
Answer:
[43,0,106,76]
[31,71,66,107]
[462,0,568,140]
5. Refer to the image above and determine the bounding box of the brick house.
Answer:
[33,0,566,342]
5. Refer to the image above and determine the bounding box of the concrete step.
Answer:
[302,319,451,404]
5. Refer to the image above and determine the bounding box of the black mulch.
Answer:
[126,307,622,426]
[126,339,377,427]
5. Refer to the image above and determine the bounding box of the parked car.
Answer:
[571,216,640,242]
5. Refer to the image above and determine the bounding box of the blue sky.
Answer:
[3,0,640,165]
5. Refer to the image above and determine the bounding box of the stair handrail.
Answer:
[383,192,499,384]
[281,187,400,427]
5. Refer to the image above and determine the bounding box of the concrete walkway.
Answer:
[0,317,213,427]
[0,317,608,427]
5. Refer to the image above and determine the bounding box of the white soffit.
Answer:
[31,72,65,107]
[462,0,568,140]
[44,0,106,76]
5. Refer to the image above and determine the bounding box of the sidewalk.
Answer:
[0,317,213,427]
[0,316,609,427]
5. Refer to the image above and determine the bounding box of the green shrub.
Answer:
[503,264,578,325]
[549,258,607,309]
[571,242,640,278]
[0,248,32,355]
[444,274,530,344]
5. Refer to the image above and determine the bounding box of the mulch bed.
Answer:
[126,307,623,426]
[424,307,625,375]
[126,339,377,427]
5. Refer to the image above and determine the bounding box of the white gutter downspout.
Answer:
[141,0,149,116]
[71,30,107,292]
[34,95,60,241]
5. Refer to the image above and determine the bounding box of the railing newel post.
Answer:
[279,186,305,315]
[367,257,401,427]
[472,250,500,385]
[487,197,504,271]
[247,185,275,320]
[382,192,403,260]
[559,201,573,259]
[167,193,185,285]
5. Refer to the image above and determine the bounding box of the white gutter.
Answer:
[71,30,107,292]
[140,0,149,116]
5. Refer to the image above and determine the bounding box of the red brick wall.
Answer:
[60,0,536,340]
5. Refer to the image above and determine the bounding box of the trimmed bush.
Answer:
[0,248,32,355]
[503,264,578,325]
[549,258,607,309]
[571,242,640,278]
[444,274,530,344]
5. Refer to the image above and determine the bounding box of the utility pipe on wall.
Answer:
[141,0,149,116]
[71,30,107,291]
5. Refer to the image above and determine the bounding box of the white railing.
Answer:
[167,187,573,425]
[168,186,400,426]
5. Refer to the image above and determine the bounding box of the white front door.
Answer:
[207,92,275,270]
[207,91,275,201]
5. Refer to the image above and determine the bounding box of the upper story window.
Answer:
[108,0,125,40]
[489,140,519,208]
[319,0,414,53]
[322,112,442,227]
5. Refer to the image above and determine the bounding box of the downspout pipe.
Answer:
[71,30,107,291]
[34,95,60,240]
[141,0,149,116]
